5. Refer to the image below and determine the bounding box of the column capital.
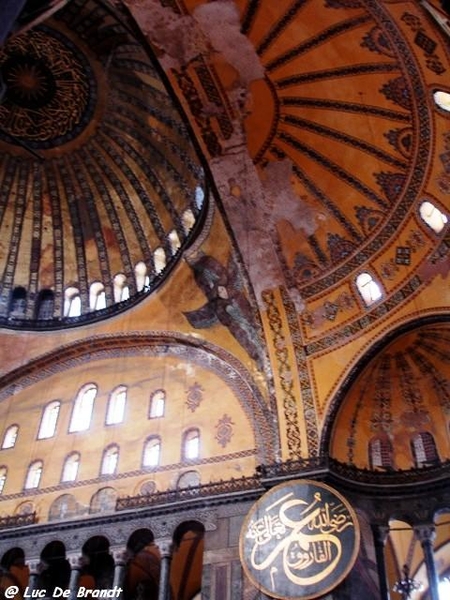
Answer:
[66,553,85,570]
[372,523,390,545]
[26,559,44,575]
[413,524,436,545]
[156,539,173,558]
[111,547,130,565]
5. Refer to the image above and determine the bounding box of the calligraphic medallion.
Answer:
[239,480,360,599]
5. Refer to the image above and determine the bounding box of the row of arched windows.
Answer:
[0,429,201,493]
[355,200,447,307]
[369,431,440,470]
[1,387,167,447]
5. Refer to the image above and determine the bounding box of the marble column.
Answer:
[156,539,173,600]
[414,524,439,600]
[66,554,84,600]
[25,559,42,594]
[111,547,129,598]
[372,524,391,600]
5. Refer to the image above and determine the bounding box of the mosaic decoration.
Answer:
[401,11,446,75]
[215,414,235,448]
[263,289,303,460]
[184,253,266,369]
[186,382,204,412]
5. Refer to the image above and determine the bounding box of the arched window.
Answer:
[433,89,450,111]
[64,287,81,317]
[419,200,448,233]
[182,209,195,234]
[135,262,150,292]
[61,452,80,482]
[35,289,55,320]
[69,385,97,433]
[89,282,106,311]
[113,274,130,303]
[2,425,18,449]
[9,287,27,317]
[149,389,165,419]
[0,467,7,494]
[89,487,117,514]
[168,229,181,255]
[411,432,439,467]
[101,445,119,476]
[38,401,60,439]
[142,437,161,468]
[369,436,393,470]
[356,272,383,306]
[25,460,43,489]
[154,248,166,274]
[183,428,200,461]
[106,386,127,425]
[195,185,205,209]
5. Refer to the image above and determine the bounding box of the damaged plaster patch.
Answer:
[262,159,318,237]
[193,1,265,85]
[210,128,305,312]
[123,0,208,69]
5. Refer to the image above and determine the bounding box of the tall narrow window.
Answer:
[101,445,119,475]
[36,289,55,320]
[419,200,448,233]
[183,428,200,461]
[0,467,7,494]
[106,386,127,425]
[143,437,161,468]
[2,425,18,449]
[113,273,130,303]
[62,452,80,482]
[356,272,383,306]
[149,389,165,419]
[369,436,393,470]
[64,287,81,317]
[182,209,195,233]
[411,432,439,467]
[25,460,43,489]
[69,385,97,433]
[135,262,150,292]
[168,229,181,255]
[154,248,166,274]
[38,401,60,439]
[9,287,27,318]
[89,282,106,311]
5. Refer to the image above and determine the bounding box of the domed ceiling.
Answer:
[0,0,207,328]
[329,321,450,470]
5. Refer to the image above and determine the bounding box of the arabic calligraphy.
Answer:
[0,26,95,148]
[240,480,360,600]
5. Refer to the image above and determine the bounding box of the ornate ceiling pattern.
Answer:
[0,0,207,328]
[329,321,450,470]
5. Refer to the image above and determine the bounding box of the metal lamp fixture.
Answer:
[393,564,423,599]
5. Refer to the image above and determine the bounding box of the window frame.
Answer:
[69,384,97,433]
[182,428,200,462]
[149,389,165,419]
[61,452,80,483]
[2,424,19,449]
[106,385,127,426]
[37,400,61,440]
[142,436,161,469]
[100,444,119,476]
[24,460,43,490]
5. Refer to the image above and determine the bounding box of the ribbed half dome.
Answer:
[330,322,450,470]
[0,0,207,329]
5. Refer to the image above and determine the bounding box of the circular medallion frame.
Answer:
[239,479,360,599]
